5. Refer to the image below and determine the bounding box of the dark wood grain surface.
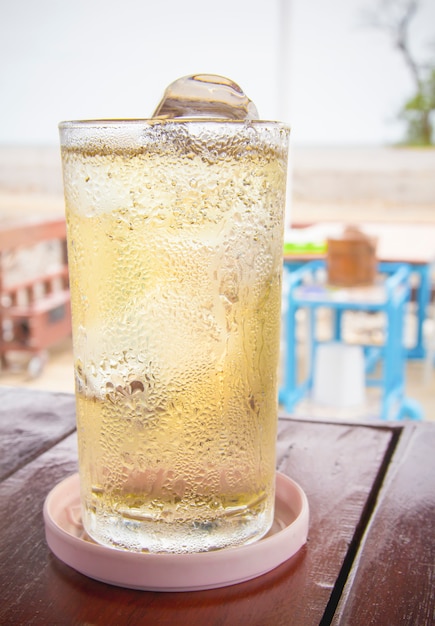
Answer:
[333,421,435,626]
[0,387,433,626]
[0,387,76,480]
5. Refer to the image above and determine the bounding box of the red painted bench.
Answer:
[0,218,71,376]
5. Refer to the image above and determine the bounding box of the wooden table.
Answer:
[1,387,434,625]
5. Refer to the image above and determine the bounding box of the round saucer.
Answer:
[43,472,309,592]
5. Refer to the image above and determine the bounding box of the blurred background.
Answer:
[1,0,434,222]
[1,0,434,145]
[0,0,434,418]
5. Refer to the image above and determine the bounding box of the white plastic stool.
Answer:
[312,342,366,408]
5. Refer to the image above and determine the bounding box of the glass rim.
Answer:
[58,118,290,130]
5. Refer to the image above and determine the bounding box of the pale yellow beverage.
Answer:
[60,118,289,553]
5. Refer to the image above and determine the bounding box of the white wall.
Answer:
[0,0,281,144]
[0,0,434,146]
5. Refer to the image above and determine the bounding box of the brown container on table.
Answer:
[327,226,377,287]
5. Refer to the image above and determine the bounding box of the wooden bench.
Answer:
[0,218,71,376]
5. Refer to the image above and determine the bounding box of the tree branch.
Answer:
[395,0,422,88]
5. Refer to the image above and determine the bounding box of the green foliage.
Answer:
[399,69,435,146]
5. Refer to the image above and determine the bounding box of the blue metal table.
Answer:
[280,260,423,421]
[284,221,435,361]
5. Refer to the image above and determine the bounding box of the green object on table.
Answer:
[283,241,327,254]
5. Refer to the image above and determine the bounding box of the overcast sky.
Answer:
[1,0,434,146]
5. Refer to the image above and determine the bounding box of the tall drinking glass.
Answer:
[60,113,290,553]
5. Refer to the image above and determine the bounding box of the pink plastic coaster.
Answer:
[43,472,309,591]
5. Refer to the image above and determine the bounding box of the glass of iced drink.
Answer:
[59,75,290,553]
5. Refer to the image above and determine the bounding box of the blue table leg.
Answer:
[381,297,395,420]
[333,309,343,341]
[399,397,423,420]
[407,264,432,360]
[279,291,298,411]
